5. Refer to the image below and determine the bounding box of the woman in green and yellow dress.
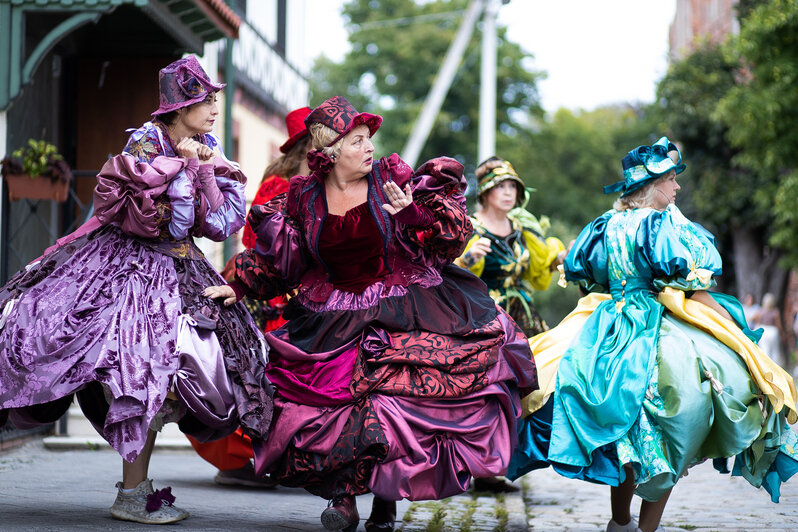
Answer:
[454,156,565,338]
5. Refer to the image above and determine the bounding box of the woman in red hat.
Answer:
[188,106,313,488]
[205,96,538,532]
[0,55,273,525]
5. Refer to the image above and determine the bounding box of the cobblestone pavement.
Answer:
[1,439,798,531]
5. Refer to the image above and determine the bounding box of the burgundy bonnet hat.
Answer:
[279,106,312,153]
[304,96,382,144]
[304,96,382,174]
[152,55,225,116]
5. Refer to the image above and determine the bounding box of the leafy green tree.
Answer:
[655,41,785,299]
[718,0,798,276]
[309,0,545,170]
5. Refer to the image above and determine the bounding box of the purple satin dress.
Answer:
[0,121,273,462]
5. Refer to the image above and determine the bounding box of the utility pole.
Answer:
[478,0,501,163]
[401,0,483,168]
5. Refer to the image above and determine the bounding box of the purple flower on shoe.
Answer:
[146,487,176,512]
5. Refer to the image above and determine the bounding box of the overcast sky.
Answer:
[305,0,677,113]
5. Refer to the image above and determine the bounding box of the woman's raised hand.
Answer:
[175,137,200,159]
[468,237,492,262]
[203,284,237,306]
[382,181,413,215]
[197,144,215,163]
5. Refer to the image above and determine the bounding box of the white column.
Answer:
[401,0,483,168]
[478,0,499,163]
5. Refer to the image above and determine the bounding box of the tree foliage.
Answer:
[717,0,798,267]
[309,0,545,169]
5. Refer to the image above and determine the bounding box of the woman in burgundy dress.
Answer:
[205,96,537,532]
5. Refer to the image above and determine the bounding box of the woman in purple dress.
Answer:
[0,56,272,525]
[205,96,538,532]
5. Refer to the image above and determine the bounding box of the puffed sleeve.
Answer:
[94,153,185,238]
[564,211,613,293]
[522,230,565,290]
[242,175,290,249]
[233,193,309,300]
[643,205,722,292]
[390,154,473,266]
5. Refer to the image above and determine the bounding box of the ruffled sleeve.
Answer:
[233,193,308,300]
[643,205,722,292]
[390,154,472,266]
[164,146,248,242]
[242,175,290,249]
[564,211,613,293]
[94,153,186,238]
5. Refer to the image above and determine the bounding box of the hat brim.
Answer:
[605,163,686,196]
[351,113,382,137]
[279,130,309,153]
[478,174,526,206]
[151,82,226,117]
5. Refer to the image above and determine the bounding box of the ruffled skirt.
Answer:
[253,265,537,501]
[0,225,273,461]
[508,291,798,502]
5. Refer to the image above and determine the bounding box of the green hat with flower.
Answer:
[604,136,686,197]
[476,157,527,207]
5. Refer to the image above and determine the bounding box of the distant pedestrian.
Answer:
[741,292,760,327]
[508,137,798,532]
[0,55,272,525]
[752,292,785,366]
[204,96,537,532]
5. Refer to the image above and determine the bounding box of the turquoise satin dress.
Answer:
[509,205,798,502]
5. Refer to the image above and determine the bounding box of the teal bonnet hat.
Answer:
[604,136,686,197]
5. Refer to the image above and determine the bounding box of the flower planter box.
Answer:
[4,174,69,202]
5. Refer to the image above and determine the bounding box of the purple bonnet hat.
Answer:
[152,55,225,116]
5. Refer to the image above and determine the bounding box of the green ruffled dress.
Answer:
[509,205,798,502]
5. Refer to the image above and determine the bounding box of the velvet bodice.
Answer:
[318,201,389,293]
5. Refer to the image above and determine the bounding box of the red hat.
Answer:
[304,96,382,146]
[279,107,312,153]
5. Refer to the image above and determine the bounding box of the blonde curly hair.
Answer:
[308,123,344,159]
[612,173,670,211]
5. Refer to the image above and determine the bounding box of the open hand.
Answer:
[382,181,413,215]
[203,284,237,306]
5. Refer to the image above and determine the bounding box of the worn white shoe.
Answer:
[110,479,189,524]
[606,518,639,532]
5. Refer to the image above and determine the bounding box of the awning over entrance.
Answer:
[0,0,241,111]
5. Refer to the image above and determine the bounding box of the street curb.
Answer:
[42,435,192,451]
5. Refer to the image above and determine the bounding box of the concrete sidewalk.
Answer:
[2,437,798,531]
[0,438,525,531]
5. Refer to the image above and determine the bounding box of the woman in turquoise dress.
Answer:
[507,137,798,532]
